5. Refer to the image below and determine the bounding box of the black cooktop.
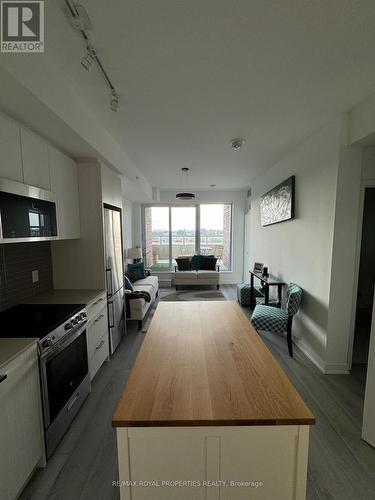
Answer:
[0,303,84,339]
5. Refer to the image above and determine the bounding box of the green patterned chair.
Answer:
[250,283,303,357]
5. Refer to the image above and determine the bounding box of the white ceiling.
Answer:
[41,1,375,189]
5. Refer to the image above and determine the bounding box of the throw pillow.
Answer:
[126,271,139,284]
[201,256,217,270]
[127,262,146,280]
[191,254,204,270]
[124,275,134,292]
[176,257,191,271]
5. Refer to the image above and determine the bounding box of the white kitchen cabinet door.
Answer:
[49,146,81,239]
[0,343,44,500]
[20,127,50,190]
[0,112,23,182]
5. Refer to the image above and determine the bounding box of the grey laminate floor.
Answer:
[20,285,375,500]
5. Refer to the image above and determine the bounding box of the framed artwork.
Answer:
[260,176,295,226]
[253,262,264,274]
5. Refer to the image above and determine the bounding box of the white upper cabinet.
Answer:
[20,127,50,190]
[49,146,81,240]
[0,113,23,183]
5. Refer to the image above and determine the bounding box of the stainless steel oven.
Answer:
[39,316,90,458]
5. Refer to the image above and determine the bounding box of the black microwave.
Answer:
[0,179,58,242]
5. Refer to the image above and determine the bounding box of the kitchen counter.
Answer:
[113,301,314,427]
[24,289,106,306]
[0,338,39,369]
[113,301,314,500]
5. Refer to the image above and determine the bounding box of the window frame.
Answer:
[142,203,233,272]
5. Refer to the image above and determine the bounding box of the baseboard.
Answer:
[294,339,326,373]
[323,363,350,375]
[294,339,350,374]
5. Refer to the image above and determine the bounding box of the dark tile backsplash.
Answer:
[0,242,53,311]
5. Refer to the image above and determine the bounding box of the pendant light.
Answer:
[176,167,195,200]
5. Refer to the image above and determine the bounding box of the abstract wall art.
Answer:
[260,176,295,226]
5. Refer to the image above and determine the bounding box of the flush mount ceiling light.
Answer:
[176,167,195,200]
[65,0,120,112]
[230,138,245,151]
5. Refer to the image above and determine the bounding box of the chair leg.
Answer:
[138,320,143,331]
[216,284,219,290]
[286,316,293,357]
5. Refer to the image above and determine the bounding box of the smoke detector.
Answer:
[230,138,245,151]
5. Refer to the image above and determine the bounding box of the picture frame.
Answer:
[253,262,264,274]
[260,176,295,226]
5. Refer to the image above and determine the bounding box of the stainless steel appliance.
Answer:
[0,178,58,243]
[103,204,125,354]
[0,303,90,458]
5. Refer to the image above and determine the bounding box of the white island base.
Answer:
[116,425,309,500]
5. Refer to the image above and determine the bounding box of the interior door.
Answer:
[362,285,375,447]
[104,206,124,296]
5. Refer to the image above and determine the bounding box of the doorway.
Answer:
[352,187,375,383]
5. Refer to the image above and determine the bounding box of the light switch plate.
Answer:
[32,270,39,283]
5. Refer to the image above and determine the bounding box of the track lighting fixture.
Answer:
[81,45,95,71]
[110,91,120,112]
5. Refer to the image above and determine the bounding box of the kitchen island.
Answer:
[112,301,315,500]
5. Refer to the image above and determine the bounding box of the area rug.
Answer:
[140,287,226,333]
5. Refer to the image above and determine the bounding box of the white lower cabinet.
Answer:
[86,294,109,381]
[0,343,44,500]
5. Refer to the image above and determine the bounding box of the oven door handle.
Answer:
[40,321,87,363]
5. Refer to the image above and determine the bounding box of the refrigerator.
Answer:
[103,204,125,355]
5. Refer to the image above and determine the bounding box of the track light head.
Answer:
[81,45,95,71]
[110,90,120,112]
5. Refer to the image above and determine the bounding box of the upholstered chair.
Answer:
[250,283,303,357]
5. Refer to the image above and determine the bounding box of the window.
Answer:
[144,204,232,271]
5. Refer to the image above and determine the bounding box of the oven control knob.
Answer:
[82,312,87,318]
[65,322,72,330]
[72,318,78,325]
[42,337,52,348]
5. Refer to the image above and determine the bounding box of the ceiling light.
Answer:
[110,90,120,112]
[230,138,245,151]
[210,184,216,188]
[176,167,195,200]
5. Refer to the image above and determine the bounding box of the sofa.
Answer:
[174,255,220,290]
[125,267,159,330]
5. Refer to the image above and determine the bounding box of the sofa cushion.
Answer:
[200,256,217,270]
[176,257,191,271]
[133,275,159,292]
[196,270,219,279]
[175,271,198,281]
[127,262,146,280]
[191,255,204,270]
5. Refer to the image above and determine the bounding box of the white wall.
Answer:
[142,190,247,284]
[249,120,342,369]
[122,198,133,258]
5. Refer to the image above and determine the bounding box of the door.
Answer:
[362,286,375,447]
[108,288,125,354]
[104,205,124,296]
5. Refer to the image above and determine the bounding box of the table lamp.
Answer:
[128,247,142,263]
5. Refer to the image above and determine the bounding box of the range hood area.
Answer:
[0,178,58,243]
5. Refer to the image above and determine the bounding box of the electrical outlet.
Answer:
[32,270,39,283]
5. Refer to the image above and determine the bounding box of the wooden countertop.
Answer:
[112,301,315,427]
[0,338,38,369]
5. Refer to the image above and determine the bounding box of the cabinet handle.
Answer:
[96,340,105,350]
[94,314,104,324]
[94,297,104,305]
[0,374,7,384]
